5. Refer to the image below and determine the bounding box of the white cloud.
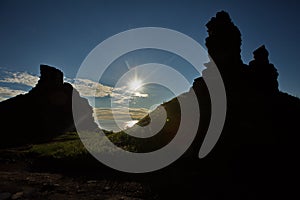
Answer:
[0,71,115,98]
[0,97,7,102]
[70,78,113,98]
[133,92,148,98]
[0,87,27,101]
[0,71,39,87]
[0,70,149,104]
[67,79,149,105]
[109,87,149,104]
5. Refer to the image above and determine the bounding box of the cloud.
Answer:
[0,69,149,105]
[0,71,39,101]
[109,87,149,104]
[94,107,149,121]
[133,92,148,98]
[0,71,115,98]
[0,71,39,87]
[0,87,27,101]
[70,78,113,98]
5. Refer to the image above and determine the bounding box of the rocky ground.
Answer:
[0,151,155,200]
[0,171,152,200]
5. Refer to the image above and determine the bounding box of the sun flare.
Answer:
[128,79,143,91]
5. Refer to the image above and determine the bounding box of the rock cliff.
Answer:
[0,65,99,148]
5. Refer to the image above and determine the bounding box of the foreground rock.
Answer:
[0,171,152,200]
[0,65,99,148]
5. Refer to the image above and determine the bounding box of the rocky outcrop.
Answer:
[0,65,99,148]
[249,45,279,94]
[196,11,298,147]
[204,11,250,97]
[126,13,299,199]
[204,11,279,96]
[205,11,243,67]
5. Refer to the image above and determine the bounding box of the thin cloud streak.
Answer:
[0,70,150,104]
[0,87,27,101]
[71,78,113,98]
[0,71,39,87]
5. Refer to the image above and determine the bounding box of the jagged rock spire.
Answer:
[0,64,99,147]
[39,64,64,87]
[203,11,246,96]
[249,45,279,94]
[252,45,269,64]
[205,11,242,68]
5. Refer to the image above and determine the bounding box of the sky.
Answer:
[0,0,299,130]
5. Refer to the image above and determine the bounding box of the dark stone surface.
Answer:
[0,65,99,148]
[0,11,299,199]
[249,45,279,94]
[135,11,300,199]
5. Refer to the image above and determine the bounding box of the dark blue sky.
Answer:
[0,0,299,96]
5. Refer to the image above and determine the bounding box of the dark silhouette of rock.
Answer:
[204,11,251,99]
[189,11,299,163]
[206,11,242,67]
[0,65,99,148]
[0,10,299,199]
[39,64,64,87]
[249,45,279,94]
[120,10,300,199]
[191,11,299,199]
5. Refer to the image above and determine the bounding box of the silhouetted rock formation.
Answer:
[204,12,279,97]
[206,11,242,67]
[0,65,99,148]
[193,11,299,199]
[193,11,299,158]
[204,11,251,101]
[123,11,299,199]
[0,10,299,199]
[249,45,279,94]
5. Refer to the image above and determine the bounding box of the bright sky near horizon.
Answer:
[0,0,299,130]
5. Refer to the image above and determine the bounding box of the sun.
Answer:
[128,79,143,91]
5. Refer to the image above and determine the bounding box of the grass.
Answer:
[29,138,87,159]
[27,131,138,160]
[24,99,181,161]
